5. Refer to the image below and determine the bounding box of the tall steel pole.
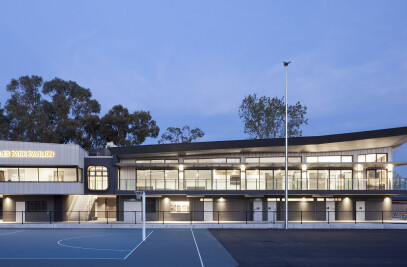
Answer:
[283,61,291,230]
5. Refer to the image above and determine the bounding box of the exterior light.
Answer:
[219,197,225,202]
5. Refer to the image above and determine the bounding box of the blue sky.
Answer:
[0,1,407,173]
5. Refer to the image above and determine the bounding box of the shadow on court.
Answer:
[210,229,407,267]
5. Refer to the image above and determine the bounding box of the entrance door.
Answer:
[356,201,365,222]
[326,201,335,222]
[16,201,25,223]
[123,201,141,222]
[204,199,213,221]
[253,200,263,221]
[267,201,277,222]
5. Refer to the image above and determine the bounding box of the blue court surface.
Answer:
[0,228,237,267]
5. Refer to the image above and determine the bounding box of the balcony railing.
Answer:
[117,178,407,191]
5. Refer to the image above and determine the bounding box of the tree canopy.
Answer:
[238,93,308,139]
[158,126,205,144]
[100,105,159,146]
[1,75,161,150]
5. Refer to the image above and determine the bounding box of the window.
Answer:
[306,156,353,163]
[0,168,19,182]
[246,157,302,163]
[88,166,108,190]
[0,167,78,182]
[358,153,387,162]
[26,201,47,212]
[170,201,189,213]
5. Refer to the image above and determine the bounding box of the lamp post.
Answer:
[283,61,291,230]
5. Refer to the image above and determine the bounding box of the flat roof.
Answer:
[108,126,407,157]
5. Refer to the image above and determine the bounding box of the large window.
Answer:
[246,170,301,190]
[358,154,387,162]
[88,166,108,190]
[367,169,388,189]
[184,170,211,190]
[213,170,241,190]
[307,170,353,190]
[306,156,353,163]
[135,169,179,190]
[0,167,79,182]
[246,157,301,163]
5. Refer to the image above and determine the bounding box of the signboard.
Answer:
[0,150,55,158]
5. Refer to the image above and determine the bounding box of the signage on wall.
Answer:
[0,150,55,158]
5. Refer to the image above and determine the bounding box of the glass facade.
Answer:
[0,167,80,182]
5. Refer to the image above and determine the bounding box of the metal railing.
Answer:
[117,178,407,191]
[1,210,405,224]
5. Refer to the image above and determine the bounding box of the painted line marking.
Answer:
[123,230,153,260]
[191,229,204,267]
[58,234,133,252]
[0,230,25,236]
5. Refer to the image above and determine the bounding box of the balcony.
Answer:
[118,178,407,191]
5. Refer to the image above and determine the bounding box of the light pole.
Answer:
[283,61,291,230]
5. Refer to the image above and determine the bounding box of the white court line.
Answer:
[191,229,204,267]
[123,231,154,260]
[58,234,133,252]
[0,230,25,236]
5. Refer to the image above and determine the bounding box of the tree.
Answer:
[158,126,205,144]
[5,75,45,142]
[0,103,10,139]
[42,77,102,149]
[238,93,308,139]
[100,105,160,146]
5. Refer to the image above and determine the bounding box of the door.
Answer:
[267,201,277,222]
[204,200,213,221]
[123,201,141,222]
[326,201,335,222]
[253,200,263,221]
[16,201,25,223]
[356,201,365,221]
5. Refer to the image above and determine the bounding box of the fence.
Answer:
[1,210,406,224]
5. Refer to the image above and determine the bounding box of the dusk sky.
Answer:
[0,1,407,173]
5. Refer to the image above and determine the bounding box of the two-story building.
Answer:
[1,126,407,223]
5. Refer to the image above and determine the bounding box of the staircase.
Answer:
[68,195,96,222]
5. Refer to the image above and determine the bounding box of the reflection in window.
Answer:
[88,166,108,190]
